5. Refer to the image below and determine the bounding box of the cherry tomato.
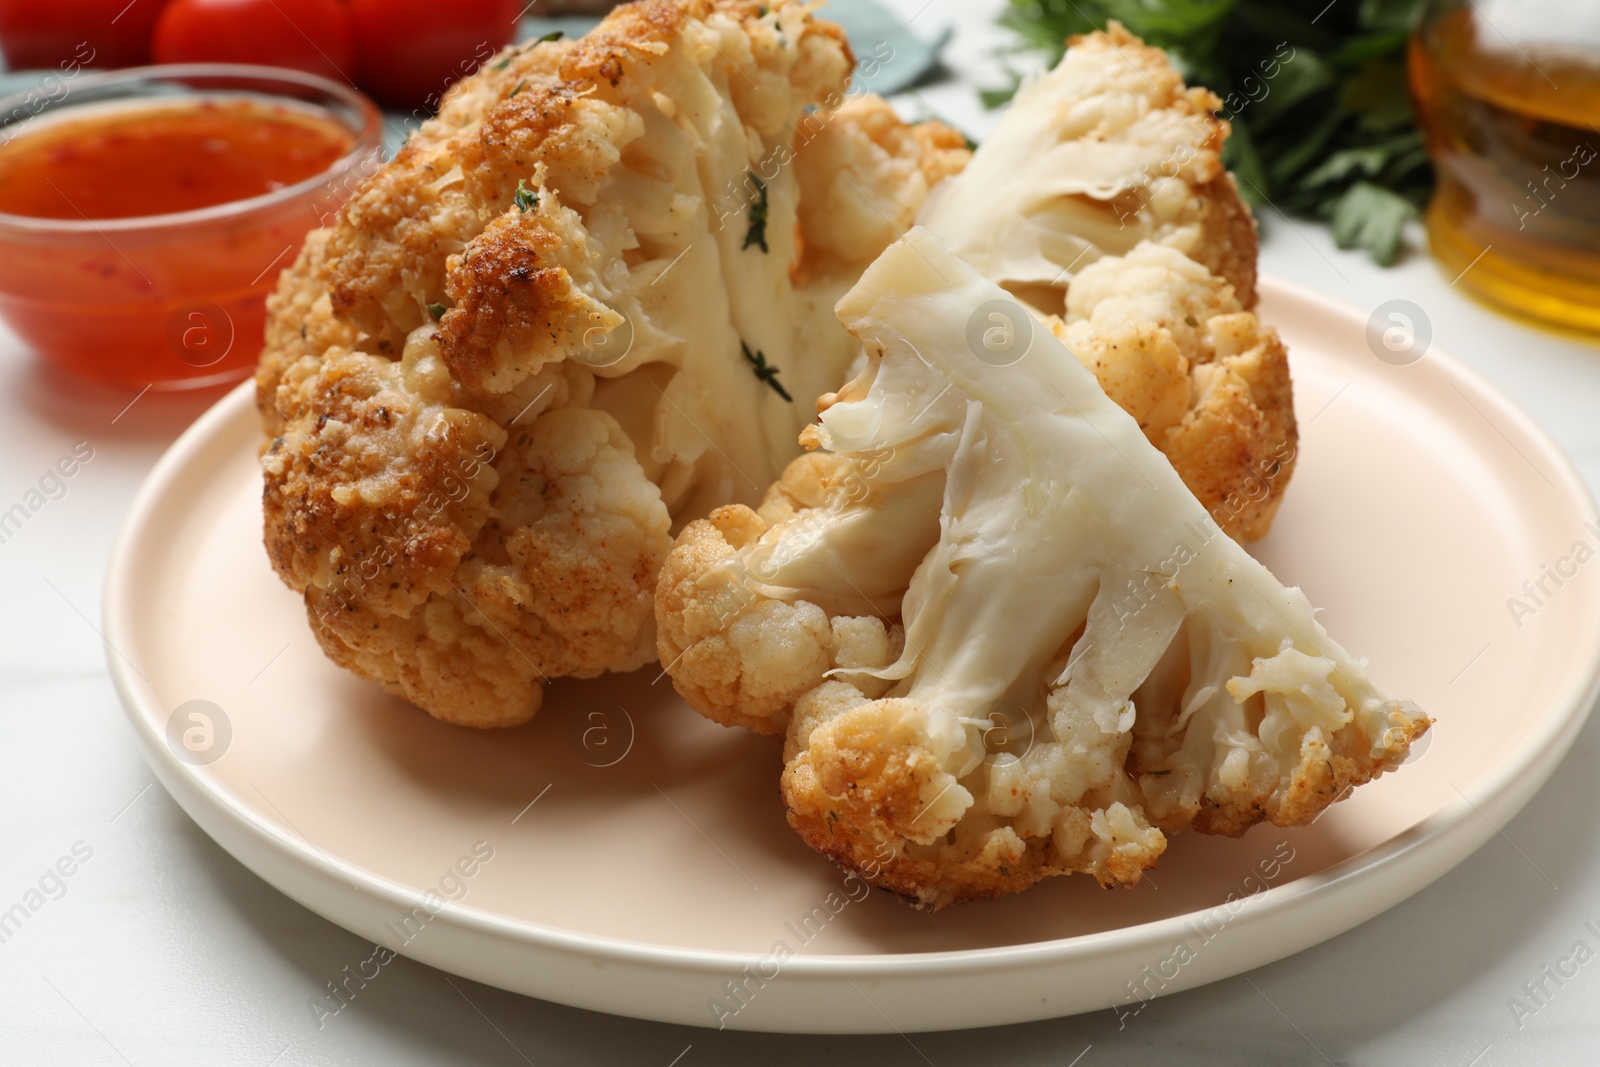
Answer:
[348,0,521,110]
[152,0,356,84]
[0,0,172,69]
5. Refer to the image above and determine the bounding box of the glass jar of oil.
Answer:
[1410,0,1600,334]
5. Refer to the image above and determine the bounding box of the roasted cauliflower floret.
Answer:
[1049,242,1296,539]
[918,24,1290,540]
[921,21,1257,306]
[257,0,969,727]
[656,229,1428,909]
[793,94,971,274]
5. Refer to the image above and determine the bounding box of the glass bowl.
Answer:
[0,64,382,391]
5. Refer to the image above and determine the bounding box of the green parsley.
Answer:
[742,172,769,253]
[509,80,528,97]
[537,31,564,43]
[986,0,1432,265]
[740,341,791,401]
[515,178,539,213]
[1329,180,1416,266]
[427,302,447,321]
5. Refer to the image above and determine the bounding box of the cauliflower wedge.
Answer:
[257,1,969,728]
[919,24,1291,541]
[657,227,1429,909]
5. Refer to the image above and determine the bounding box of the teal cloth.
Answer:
[515,1,948,96]
[383,2,949,150]
[0,0,950,156]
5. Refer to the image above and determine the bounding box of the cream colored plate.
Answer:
[104,278,1600,1033]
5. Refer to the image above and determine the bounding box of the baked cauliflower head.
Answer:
[256,0,970,727]
[656,229,1429,910]
[920,23,1292,540]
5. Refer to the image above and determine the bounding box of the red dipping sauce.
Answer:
[0,100,352,220]
[0,65,381,390]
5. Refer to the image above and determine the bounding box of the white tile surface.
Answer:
[4,0,1600,1062]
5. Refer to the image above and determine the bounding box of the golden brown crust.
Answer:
[793,698,957,845]
[1163,315,1298,541]
[1062,24,1259,306]
[256,230,361,435]
[439,208,618,392]
[776,689,1164,909]
[259,0,875,726]
[784,780,1056,910]
[1197,173,1260,310]
[319,4,687,342]
[306,591,545,729]
[261,351,504,612]
[780,699,1050,910]
[1180,710,1430,836]
[1052,241,1295,542]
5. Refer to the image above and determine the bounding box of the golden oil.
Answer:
[1410,1,1600,334]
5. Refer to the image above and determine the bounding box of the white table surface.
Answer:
[5,1,1600,1063]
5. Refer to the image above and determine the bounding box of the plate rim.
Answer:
[102,276,1600,1028]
